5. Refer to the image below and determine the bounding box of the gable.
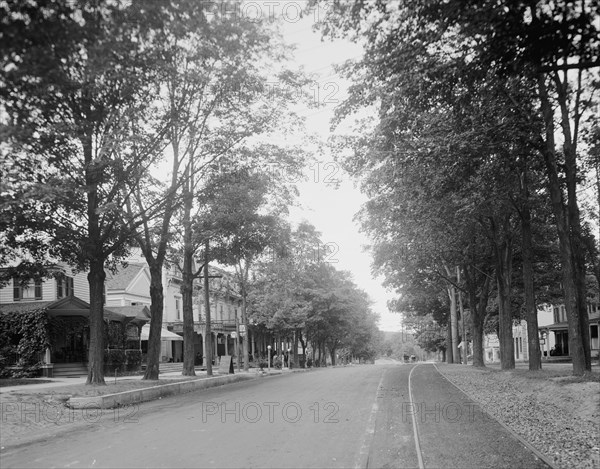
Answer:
[106,263,149,294]
[128,268,151,298]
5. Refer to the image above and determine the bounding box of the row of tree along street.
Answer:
[1,1,379,384]
[315,1,599,375]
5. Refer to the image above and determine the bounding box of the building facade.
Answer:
[104,252,245,367]
[538,301,600,360]
[0,263,145,377]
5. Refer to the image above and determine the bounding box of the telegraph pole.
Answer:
[199,240,223,377]
[203,241,212,376]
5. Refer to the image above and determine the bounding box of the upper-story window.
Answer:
[56,276,74,298]
[13,278,42,301]
[175,297,181,320]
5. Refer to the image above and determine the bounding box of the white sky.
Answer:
[272,4,402,332]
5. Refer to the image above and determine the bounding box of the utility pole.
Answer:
[199,241,224,377]
[203,241,213,376]
[235,307,241,372]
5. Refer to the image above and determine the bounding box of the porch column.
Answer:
[202,332,207,366]
[42,347,54,377]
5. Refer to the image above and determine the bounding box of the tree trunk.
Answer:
[557,76,591,372]
[181,164,196,377]
[317,339,322,365]
[86,259,106,384]
[181,258,195,376]
[464,265,490,368]
[144,263,164,380]
[446,314,454,364]
[459,289,467,364]
[520,167,542,371]
[330,345,337,366]
[83,129,105,385]
[496,238,515,370]
[537,75,589,375]
[444,267,460,363]
[293,328,299,367]
[299,332,307,368]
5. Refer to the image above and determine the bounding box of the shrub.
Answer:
[124,349,142,371]
[0,310,50,377]
[104,349,126,373]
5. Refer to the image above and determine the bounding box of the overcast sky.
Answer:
[277,6,403,332]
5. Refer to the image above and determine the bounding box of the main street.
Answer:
[1,363,549,469]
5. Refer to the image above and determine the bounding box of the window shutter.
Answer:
[57,279,62,298]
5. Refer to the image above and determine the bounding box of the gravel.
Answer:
[435,363,600,469]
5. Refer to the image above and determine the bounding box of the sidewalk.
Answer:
[0,368,207,394]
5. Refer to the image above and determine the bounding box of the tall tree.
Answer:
[126,5,302,379]
[318,0,598,375]
[197,154,301,371]
[1,1,170,384]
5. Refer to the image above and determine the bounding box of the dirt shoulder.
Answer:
[435,363,600,469]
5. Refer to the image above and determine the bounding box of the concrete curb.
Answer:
[68,372,257,409]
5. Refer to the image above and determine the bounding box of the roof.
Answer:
[105,263,147,290]
[541,316,600,331]
[141,324,183,341]
[106,305,150,319]
[0,301,53,314]
[0,297,127,322]
[106,305,150,325]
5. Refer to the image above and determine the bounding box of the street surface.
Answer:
[1,363,549,468]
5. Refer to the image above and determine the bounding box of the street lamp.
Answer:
[267,345,271,373]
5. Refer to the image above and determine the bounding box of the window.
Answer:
[559,305,566,322]
[56,276,74,299]
[553,307,559,323]
[13,278,42,301]
[591,325,599,351]
[175,297,181,320]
